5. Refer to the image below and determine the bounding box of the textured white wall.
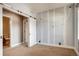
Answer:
[78,7,79,52]
[0,6,3,56]
[36,13,41,43]
[64,6,74,47]
[41,11,48,44]
[73,4,79,52]
[74,4,79,52]
[78,7,79,40]
[48,10,55,44]
[54,7,64,45]
[36,7,65,45]
[36,6,74,47]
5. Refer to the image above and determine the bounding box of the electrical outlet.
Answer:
[39,40,41,43]
[59,42,61,45]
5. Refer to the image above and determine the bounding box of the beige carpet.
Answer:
[3,44,77,56]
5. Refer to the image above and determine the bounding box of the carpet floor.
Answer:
[3,44,77,56]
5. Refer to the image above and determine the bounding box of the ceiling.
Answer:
[26,3,70,13]
[5,3,71,13]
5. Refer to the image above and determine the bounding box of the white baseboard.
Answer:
[11,43,22,48]
[38,43,74,49]
[74,48,79,56]
[38,43,79,55]
[29,42,38,47]
[0,51,2,56]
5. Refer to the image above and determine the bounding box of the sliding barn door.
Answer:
[0,6,3,56]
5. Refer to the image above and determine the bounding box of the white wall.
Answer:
[36,6,74,47]
[74,4,79,53]
[78,7,79,40]
[3,10,23,47]
[40,11,48,44]
[55,7,64,45]
[64,6,74,47]
[36,7,65,45]
[78,6,79,52]
[0,6,3,56]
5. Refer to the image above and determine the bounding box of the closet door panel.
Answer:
[36,14,42,43]
[65,7,74,46]
[41,12,48,43]
[55,8,64,45]
[49,10,55,44]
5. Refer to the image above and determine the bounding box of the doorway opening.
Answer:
[3,9,30,48]
[3,16,10,48]
[2,8,30,50]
